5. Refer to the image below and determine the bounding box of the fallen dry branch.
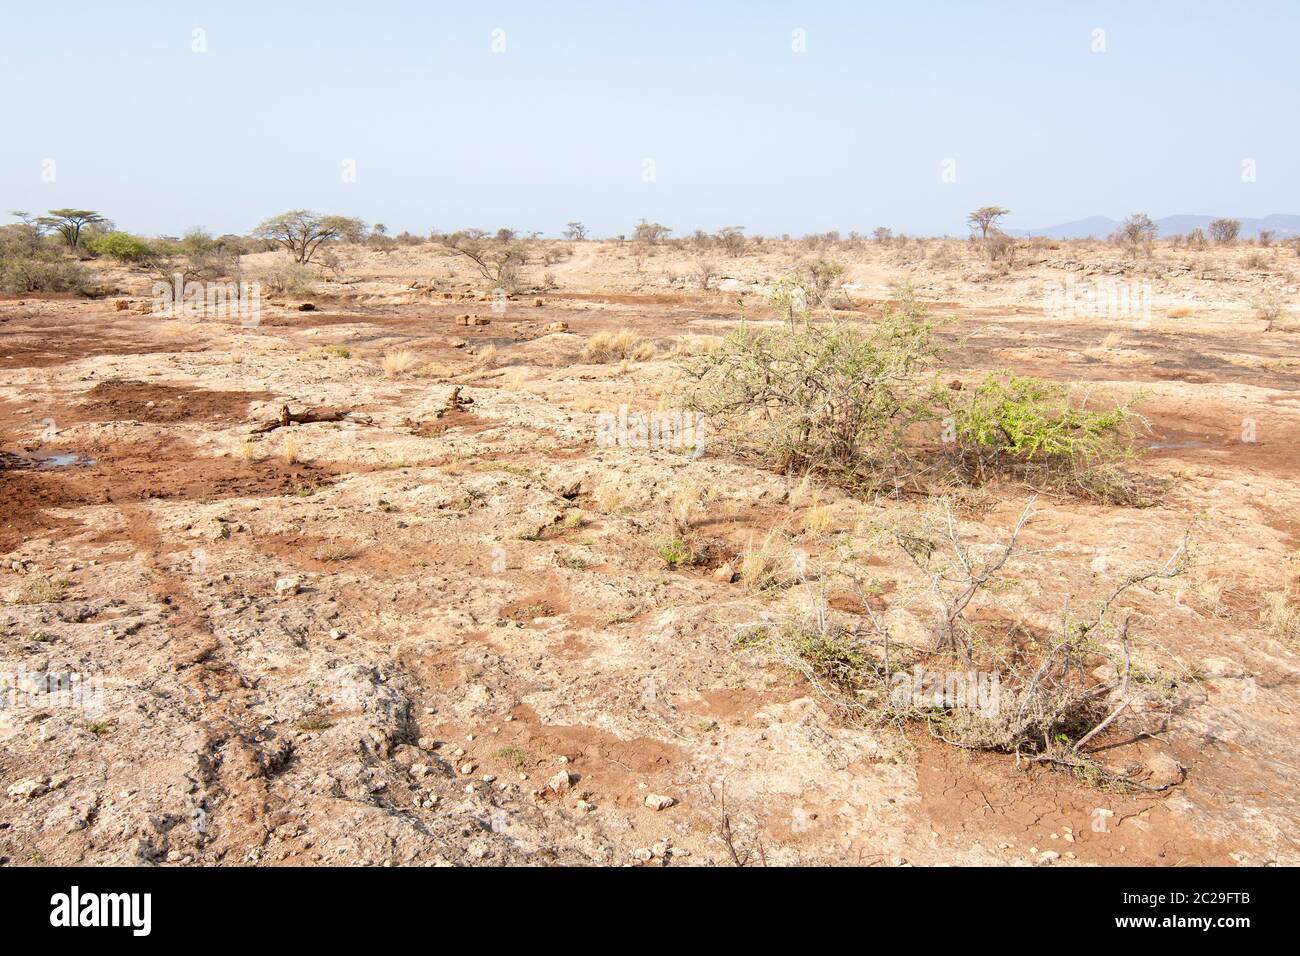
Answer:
[250,404,357,434]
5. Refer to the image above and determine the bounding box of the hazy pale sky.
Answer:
[3,0,1297,237]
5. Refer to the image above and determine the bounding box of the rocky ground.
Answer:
[1,238,1297,866]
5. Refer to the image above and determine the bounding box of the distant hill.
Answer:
[1011,214,1300,240]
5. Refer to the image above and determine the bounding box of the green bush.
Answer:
[952,373,1138,492]
[0,225,90,293]
[0,255,90,293]
[680,289,941,474]
[88,231,158,263]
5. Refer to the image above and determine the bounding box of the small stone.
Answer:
[712,562,737,584]
[1142,753,1185,789]
[549,770,573,793]
[329,628,344,640]
[7,777,49,802]
[459,762,476,775]
[481,775,496,784]
[644,794,674,811]
[1038,850,1060,863]
[1200,657,1244,679]
[274,576,300,595]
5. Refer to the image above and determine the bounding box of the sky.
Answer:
[2,0,1297,238]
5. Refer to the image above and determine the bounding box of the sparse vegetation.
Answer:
[753,502,1191,787]
[12,576,70,605]
[313,541,357,562]
[593,473,634,513]
[1260,591,1299,644]
[0,220,91,293]
[680,285,940,477]
[1252,289,1287,330]
[580,329,656,363]
[1112,214,1158,257]
[655,536,695,568]
[739,531,792,591]
[8,9,1296,874]
[382,349,421,378]
[260,260,315,296]
[439,230,528,293]
[1209,217,1241,245]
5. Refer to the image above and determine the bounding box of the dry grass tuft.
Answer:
[581,329,657,363]
[382,349,421,378]
[594,473,634,513]
[1260,591,1299,645]
[669,480,706,535]
[313,541,358,562]
[740,531,791,591]
[803,497,834,537]
[13,576,71,605]
[668,334,724,357]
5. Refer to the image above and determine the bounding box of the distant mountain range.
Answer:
[1010,214,1300,240]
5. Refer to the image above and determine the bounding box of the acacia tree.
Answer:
[1114,213,1158,256]
[716,225,747,256]
[967,206,1010,239]
[254,210,366,264]
[632,219,672,243]
[1209,218,1241,245]
[439,229,528,291]
[563,221,587,240]
[36,209,106,248]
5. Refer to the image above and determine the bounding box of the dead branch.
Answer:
[250,404,357,434]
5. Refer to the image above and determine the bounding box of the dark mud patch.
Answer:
[72,379,273,425]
